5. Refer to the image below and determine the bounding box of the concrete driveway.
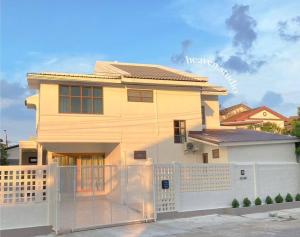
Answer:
[40,208,300,237]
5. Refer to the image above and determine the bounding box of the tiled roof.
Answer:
[110,63,206,82]
[222,106,288,122]
[220,103,251,115]
[189,129,298,145]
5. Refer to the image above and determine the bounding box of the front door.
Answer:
[77,154,105,193]
[55,153,105,193]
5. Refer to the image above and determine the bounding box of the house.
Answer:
[220,105,288,129]
[19,61,299,169]
[3,145,20,165]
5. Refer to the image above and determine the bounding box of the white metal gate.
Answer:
[53,165,155,233]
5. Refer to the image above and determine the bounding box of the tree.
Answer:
[248,122,283,134]
[0,144,9,165]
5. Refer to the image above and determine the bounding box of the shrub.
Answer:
[295,193,300,201]
[243,197,251,207]
[285,193,293,202]
[232,199,240,208]
[255,197,262,206]
[265,196,273,204]
[275,194,284,203]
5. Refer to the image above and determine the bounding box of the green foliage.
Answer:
[259,122,282,134]
[254,197,262,206]
[232,199,240,208]
[295,147,300,156]
[243,197,251,207]
[265,196,273,204]
[285,193,293,202]
[0,144,9,166]
[291,121,300,138]
[295,194,300,201]
[275,194,284,203]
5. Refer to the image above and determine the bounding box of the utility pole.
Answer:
[3,130,8,147]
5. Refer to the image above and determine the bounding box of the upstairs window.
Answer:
[174,120,186,143]
[127,89,153,102]
[59,85,103,114]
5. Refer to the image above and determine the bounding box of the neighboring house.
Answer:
[220,105,288,129]
[18,61,299,170]
[4,145,20,165]
[220,103,251,121]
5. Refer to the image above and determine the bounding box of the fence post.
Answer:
[174,163,181,212]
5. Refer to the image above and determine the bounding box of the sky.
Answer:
[0,0,300,144]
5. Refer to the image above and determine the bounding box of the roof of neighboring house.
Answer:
[222,106,288,123]
[220,103,251,115]
[189,129,299,145]
[221,120,263,126]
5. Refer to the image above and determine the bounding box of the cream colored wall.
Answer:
[37,83,204,164]
[201,95,220,129]
[249,110,285,128]
[227,143,297,163]
[201,144,228,163]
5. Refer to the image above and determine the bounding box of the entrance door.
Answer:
[77,154,105,193]
[54,153,105,193]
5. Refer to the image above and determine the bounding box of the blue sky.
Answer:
[1,0,300,143]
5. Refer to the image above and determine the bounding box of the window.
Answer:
[127,89,153,102]
[59,85,103,114]
[212,149,220,159]
[174,120,186,143]
[201,105,206,126]
[202,153,208,163]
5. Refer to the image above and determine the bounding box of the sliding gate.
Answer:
[54,165,155,233]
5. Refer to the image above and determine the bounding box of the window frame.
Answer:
[201,105,206,126]
[212,149,220,159]
[174,120,186,144]
[127,89,154,103]
[59,85,103,114]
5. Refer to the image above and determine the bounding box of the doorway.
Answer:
[55,153,105,193]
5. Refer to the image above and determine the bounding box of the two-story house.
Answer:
[19,61,299,170]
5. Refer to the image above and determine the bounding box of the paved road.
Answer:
[40,208,300,237]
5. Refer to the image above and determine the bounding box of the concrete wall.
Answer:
[0,203,48,230]
[201,95,220,129]
[227,143,297,163]
[36,83,208,164]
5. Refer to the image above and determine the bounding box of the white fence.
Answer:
[1,162,300,231]
[0,165,49,230]
[155,163,300,213]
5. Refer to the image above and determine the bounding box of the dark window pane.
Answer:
[174,121,180,127]
[71,97,81,113]
[59,86,69,96]
[128,90,140,97]
[59,97,69,112]
[128,96,142,102]
[82,87,92,97]
[142,90,153,98]
[174,128,180,135]
[71,86,80,96]
[93,88,102,97]
[142,97,153,102]
[93,98,103,114]
[82,98,92,113]
[174,135,181,143]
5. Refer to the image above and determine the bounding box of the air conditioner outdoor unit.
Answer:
[184,142,199,153]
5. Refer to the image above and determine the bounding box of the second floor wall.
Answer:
[36,83,222,143]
